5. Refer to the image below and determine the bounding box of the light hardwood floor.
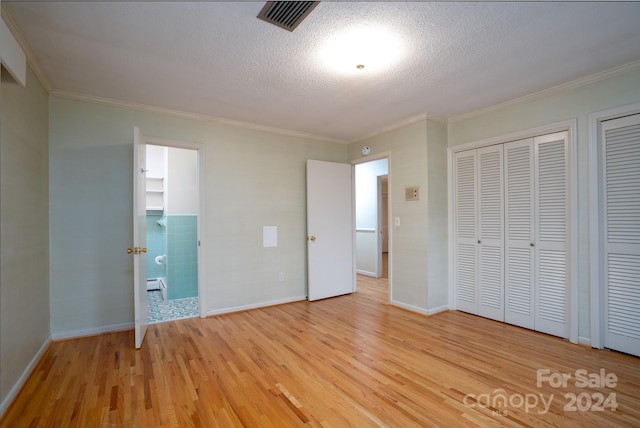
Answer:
[2,273,639,427]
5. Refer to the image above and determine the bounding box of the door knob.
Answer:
[139,247,147,253]
[127,248,135,254]
[309,235,316,241]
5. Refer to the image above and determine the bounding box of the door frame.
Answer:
[447,119,578,343]
[588,102,640,349]
[377,174,389,278]
[351,152,392,303]
[146,135,206,318]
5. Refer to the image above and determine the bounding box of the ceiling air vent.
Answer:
[257,1,319,32]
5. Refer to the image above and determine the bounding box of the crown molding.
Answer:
[1,5,52,93]
[449,59,640,123]
[352,112,447,144]
[50,89,348,144]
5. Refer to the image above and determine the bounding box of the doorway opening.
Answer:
[145,143,201,323]
[354,157,390,300]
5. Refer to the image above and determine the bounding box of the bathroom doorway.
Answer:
[144,141,203,323]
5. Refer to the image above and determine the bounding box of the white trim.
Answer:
[448,120,579,343]
[145,136,207,319]
[392,300,431,316]
[205,296,306,317]
[357,269,377,277]
[588,102,640,349]
[392,301,449,316]
[449,60,640,123]
[351,163,358,293]
[427,304,450,316]
[1,14,26,86]
[0,336,51,418]
[350,150,392,165]
[447,147,456,311]
[579,336,592,347]
[353,113,446,143]
[51,89,346,144]
[51,323,133,341]
[567,123,579,344]
[449,120,576,154]
[0,6,52,92]
[350,152,393,304]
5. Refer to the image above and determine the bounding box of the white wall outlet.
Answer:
[278,272,285,282]
[394,217,401,226]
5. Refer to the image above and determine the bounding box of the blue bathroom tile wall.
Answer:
[166,215,198,300]
[146,215,167,279]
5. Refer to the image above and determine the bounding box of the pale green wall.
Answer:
[49,96,347,335]
[350,120,432,312]
[348,119,449,314]
[0,66,50,407]
[426,120,449,311]
[448,67,640,338]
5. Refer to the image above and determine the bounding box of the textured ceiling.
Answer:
[4,1,640,142]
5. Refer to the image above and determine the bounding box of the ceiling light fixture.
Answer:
[318,26,404,76]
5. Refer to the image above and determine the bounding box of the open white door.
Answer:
[307,160,355,301]
[132,127,148,348]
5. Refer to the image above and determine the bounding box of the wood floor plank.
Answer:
[2,271,639,427]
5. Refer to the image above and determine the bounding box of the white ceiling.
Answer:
[4,1,640,142]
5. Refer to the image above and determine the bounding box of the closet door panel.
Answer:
[454,150,478,314]
[602,114,640,357]
[504,139,535,329]
[534,132,569,338]
[477,146,504,321]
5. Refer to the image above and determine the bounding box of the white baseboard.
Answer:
[51,322,134,341]
[427,304,450,315]
[391,300,450,316]
[578,336,592,347]
[356,269,377,277]
[1,336,52,418]
[206,296,307,317]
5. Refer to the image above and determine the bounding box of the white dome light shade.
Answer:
[318,26,405,76]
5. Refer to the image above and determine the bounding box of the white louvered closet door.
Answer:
[534,132,569,338]
[477,146,504,321]
[602,114,640,357]
[504,139,535,329]
[454,150,479,315]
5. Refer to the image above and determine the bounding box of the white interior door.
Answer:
[453,150,479,314]
[534,132,569,338]
[133,127,148,348]
[504,138,535,329]
[307,160,354,301]
[602,114,640,357]
[477,145,505,321]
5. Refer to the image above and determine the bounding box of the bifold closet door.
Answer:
[454,132,569,338]
[477,146,504,321]
[453,150,478,315]
[504,139,535,329]
[601,114,640,357]
[534,132,569,338]
[453,146,504,320]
